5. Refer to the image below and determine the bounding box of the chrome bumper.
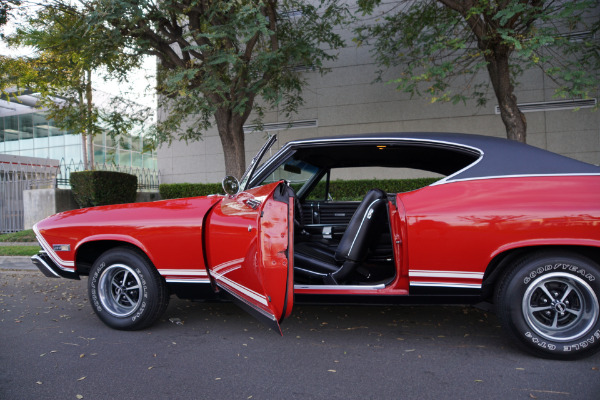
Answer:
[31,252,80,280]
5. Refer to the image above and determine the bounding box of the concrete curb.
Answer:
[0,242,39,247]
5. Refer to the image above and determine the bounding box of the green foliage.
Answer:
[0,56,37,97]
[0,229,36,243]
[307,178,440,201]
[160,178,438,201]
[356,0,600,140]
[3,2,147,168]
[0,246,41,256]
[86,0,348,176]
[70,171,137,208]
[159,183,224,199]
[5,1,348,177]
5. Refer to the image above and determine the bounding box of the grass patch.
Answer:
[0,245,41,256]
[0,229,37,242]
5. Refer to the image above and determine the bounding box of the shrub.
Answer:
[70,171,137,208]
[159,178,439,200]
[304,178,439,201]
[159,183,223,199]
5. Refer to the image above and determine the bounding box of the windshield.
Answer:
[239,134,277,191]
[258,153,321,195]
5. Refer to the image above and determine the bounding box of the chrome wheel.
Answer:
[97,264,142,318]
[523,272,599,342]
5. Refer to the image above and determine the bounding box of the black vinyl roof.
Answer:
[282,132,600,183]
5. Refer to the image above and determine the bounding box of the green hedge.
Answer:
[309,178,440,201]
[159,178,439,201]
[159,182,224,199]
[70,171,138,208]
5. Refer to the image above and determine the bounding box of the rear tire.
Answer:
[88,247,169,330]
[496,251,600,359]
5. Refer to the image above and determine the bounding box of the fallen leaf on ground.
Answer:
[526,390,569,395]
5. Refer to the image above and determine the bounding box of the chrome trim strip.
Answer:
[434,172,600,185]
[33,223,75,271]
[210,258,269,307]
[165,279,211,284]
[211,258,244,275]
[410,282,482,289]
[430,150,484,186]
[215,274,269,306]
[251,136,484,189]
[31,254,61,278]
[294,284,386,290]
[158,269,209,277]
[409,270,484,280]
[221,283,277,323]
[284,136,482,153]
[254,135,600,190]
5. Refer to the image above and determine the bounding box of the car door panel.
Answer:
[301,201,359,225]
[205,182,294,333]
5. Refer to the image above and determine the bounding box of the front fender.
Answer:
[34,196,223,275]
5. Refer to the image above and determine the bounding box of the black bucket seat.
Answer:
[293,188,388,284]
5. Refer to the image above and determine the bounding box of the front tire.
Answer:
[496,251,600,359]
[88,247,169,330]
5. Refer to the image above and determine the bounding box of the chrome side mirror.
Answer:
[222,175,240,196]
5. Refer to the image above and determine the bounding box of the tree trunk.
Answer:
[215,108,247,179]
[78,89,88,170]
[86,69,94,170]
[485,48,527,143]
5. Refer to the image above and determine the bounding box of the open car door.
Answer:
[205,181,294,334]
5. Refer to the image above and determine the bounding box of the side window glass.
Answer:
[304,172,329,201]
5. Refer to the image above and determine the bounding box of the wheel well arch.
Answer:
[75,240,149,276]
[481,245,600,302]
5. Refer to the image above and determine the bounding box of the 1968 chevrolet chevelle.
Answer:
[32,132,600,359]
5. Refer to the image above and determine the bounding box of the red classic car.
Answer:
[32,132,600,359]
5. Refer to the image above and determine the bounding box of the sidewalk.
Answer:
[0,256,37,270]
[0,242,39,270]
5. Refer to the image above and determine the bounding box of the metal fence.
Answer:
[56,159,160,191]
[0,156,59,233]
[1,155,160,233]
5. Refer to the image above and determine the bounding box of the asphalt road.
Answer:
[1,268,599,400]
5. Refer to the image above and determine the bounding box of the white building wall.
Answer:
[158,5,600,184]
